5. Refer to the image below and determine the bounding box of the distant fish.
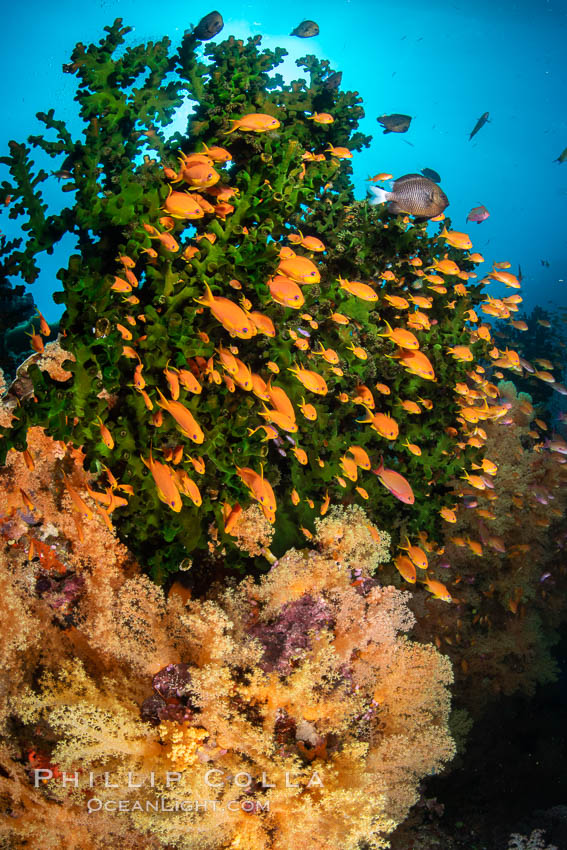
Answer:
[322,71,342,91]
[541,259,550,267]
[193,11,224,40]
[51,170,73,181]
[518,264,523,283]
[469,111,490,141]
[554,146,567,164]
[466,204,490,223]
[369,173,449,220]
[377,113,412,134]
[291,20,319,37]
[421,167,441,183]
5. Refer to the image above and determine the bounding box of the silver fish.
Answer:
[369,173,449,220]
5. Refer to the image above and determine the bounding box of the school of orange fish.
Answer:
[21,113,567,603]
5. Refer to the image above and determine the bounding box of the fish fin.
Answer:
[368,186,388,206]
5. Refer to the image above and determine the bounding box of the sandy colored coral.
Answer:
[1,474,455,849]
[228,503,275,557]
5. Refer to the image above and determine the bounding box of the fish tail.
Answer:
[155,388,170,410]
[368,186,388,206]
[223,121,238,135]
[194,282,215,308]
[370,456,384,476]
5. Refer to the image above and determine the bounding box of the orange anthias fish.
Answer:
[194,283,256,338]
[339,277,378,301]
[225,113,281,134]
[288,364,328,395]
[156,390,205,443]
[163,190,205,220]
[299,397,317,420]
[307,112,334,124]
[371,457,415,504]
[356,410,399,440]
[431,258,460,276]
[178,368,202,394]
[490,270,521,288]
[174,469,202,506]
[315,342,340,364]
[223,502,242,534]
[424,578,453,603]
[96,416,114,450]
[164,361,180,400]
[339,454,358,481]
[384,294,410,309]
[35,309,51,336]
[248,311,276,337]
[437,227,472,250]
[63,475,94,521]
[399,536,428,569]
[180,162,220,191]
[236,464,277,520]
[267,275,305,309]
[277,256,320,284]
[326,145,353,159]
[201,143,233,162]
[267,382,295,421]
[27,325,44,353]
[288,231,326,252]
[447,345,474,362]
[440,506,457,523]
[396,349,436,381]
[378,320,419,350]
[141,450,183,512]
[394,554,417,584]
[347,445,372,470]
[258,403,298,433]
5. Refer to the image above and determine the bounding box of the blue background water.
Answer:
[1,0,566,324]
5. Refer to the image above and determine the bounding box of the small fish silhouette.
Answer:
[469,111,490,141]
[421,167,441,183]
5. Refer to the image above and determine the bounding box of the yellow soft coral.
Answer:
[159,722,209,770]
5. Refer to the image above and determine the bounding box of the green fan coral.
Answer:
[0,20,512,581]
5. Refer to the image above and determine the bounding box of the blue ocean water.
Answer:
[1,0,566,324]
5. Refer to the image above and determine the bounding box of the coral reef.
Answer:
[507,830,557,850]
[0,428,454,849]
[1,15,566,850]
[0,19,524,582]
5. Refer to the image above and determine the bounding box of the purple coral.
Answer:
[35,573,84,616]
[152,663,193,700]
[248,595,334,675]
[140,662,198,725]
[140,694,194,726]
